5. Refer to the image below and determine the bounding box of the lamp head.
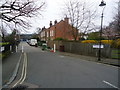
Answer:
[99,0,106,6]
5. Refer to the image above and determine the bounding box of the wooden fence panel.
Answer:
[47,40,118,59]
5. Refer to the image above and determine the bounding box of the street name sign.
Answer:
[93,45,104,49]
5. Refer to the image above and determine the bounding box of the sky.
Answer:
[0,0,119,34]
[28,0,118,34]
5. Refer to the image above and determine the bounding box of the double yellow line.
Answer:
[13,53,28,87]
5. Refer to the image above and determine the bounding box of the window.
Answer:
[41,31,45,37]
[50,30,54,36]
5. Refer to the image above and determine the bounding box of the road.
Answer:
[3,42,119,89]
[13,42,118,88]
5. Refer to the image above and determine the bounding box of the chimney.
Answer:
[43,26,46,29]
[64,17,69,24]
[50,21,52,27]
[54,20,57,25]
[42,26,46,30]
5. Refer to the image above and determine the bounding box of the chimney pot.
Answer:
[50,21,52,27]
[54,20,57,25]
[64,17,69,24]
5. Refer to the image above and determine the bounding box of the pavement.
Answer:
[38,45,119,67]
[2,52,22,86]
[2,42,41,89]
[31,45,120,67]
[56,51,120,67]
[2,43,23,88]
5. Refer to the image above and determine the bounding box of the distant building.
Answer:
[39,17,78,41]
[20,34,33,41]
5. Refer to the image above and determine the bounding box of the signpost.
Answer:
[93,45,104,57]
[93,45,104,49]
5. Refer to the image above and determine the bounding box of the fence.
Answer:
[47,41,119,59]
[0,42,18,59]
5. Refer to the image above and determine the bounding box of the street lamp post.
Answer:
[98,0,106,61]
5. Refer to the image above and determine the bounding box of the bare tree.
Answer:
[0,0,46,33]
[63,0,97,40]
[102,26,117,40]
[104,0,120,39]
[114,0,120,36]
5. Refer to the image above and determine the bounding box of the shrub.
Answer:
[54,37,64,41]
[1,51,11,59]
[111,39,120,48]
[116,39,120,48]
[101,40,113,45]
[0,42,10,45]
[81,40,97,43]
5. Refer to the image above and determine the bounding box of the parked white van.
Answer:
[29,39,37,46]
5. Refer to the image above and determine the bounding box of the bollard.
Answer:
[10,45,12,52]
[54,44,56,52]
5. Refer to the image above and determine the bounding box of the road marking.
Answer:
[13,53,28,87]
[103,80,119,89]
[13,53,25,87]
[2,53,22,88]
[22,46,24,53]
[20,53,27,84]
[59,56,65,58]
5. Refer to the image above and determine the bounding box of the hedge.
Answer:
[101,40,113,45]
[81,39,120,48]
[81,40,97,43]
[112,39,120,48]
[0,42,10,45]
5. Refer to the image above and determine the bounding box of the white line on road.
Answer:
[59,56,65,58]
[20,53,27,84]
[22,46,24,53]
[13,53,27,87]
[103,80,119,89]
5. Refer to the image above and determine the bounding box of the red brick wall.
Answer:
[49,20,76,40]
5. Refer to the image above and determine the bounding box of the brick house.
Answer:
[39,27,46,41]
[39,17,78,41]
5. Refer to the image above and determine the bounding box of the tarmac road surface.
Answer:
[19,42,119,88]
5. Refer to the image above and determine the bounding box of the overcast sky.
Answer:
[28,0,118,34]
[0,0,118,34]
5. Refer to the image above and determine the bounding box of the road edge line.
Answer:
[103,80,119,89]
[20,53,27,84]
[3,53,22,88]
[12,52,26,87]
